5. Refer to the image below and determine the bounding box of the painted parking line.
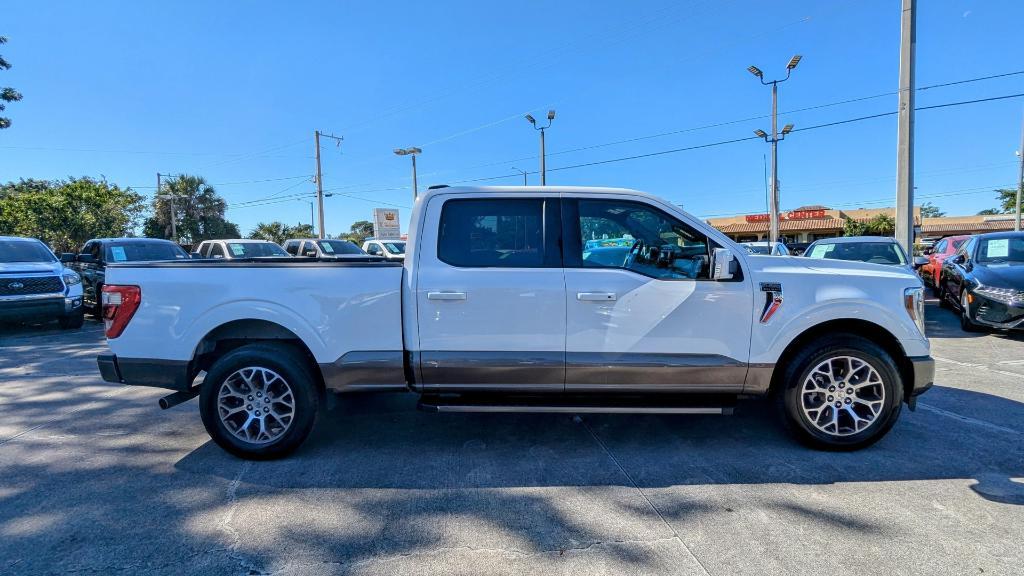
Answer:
[917,402,1022,436]
[933,355,1024,380]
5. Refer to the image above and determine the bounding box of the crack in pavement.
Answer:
[219,460,263,575]
[267,536,690,574]
[579,417,713,576]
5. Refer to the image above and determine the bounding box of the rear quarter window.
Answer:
[438,198,545,268]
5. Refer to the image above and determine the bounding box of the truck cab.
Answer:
[96,186,934,460]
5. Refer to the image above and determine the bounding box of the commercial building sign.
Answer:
[373,208,401,239]
[745,209,826,223]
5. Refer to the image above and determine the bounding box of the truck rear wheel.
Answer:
[776,335,903,451]
[199,343,319,460]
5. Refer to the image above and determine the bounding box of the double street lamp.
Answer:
[393,147,422,202]
[525,110,555,185]
[749,55,802,245]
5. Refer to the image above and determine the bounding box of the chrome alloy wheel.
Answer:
[800,356,886,437]
[217,367,295,444]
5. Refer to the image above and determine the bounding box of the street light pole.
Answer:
[393,147,422,202]
[314,130,343,240]
[511,167,528,186]
[156,172,176,242]
[1015,108,1023,231]
[525,110,555,185]
[749,56,801,245]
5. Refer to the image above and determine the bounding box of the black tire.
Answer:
[775,334,903,451]
[199,343,320,460]
[959,290,984,333]
[59,310,85,329]
[90,284,103,318]
[937,283,951,309]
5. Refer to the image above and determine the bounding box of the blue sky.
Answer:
[2,0,1023,236]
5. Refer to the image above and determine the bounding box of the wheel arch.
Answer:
[191,319,325,395]
[768,318,915,403]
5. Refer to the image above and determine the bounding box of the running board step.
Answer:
[417,394,735,415]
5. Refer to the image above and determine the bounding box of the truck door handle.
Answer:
[577,292,616,301]
[427,291,467,301]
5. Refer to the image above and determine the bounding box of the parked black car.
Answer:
[938,232,1024,332]
[72,238,189,316]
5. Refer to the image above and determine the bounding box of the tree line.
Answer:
[0,173,382,252]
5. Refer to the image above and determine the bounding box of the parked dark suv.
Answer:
[72,238,189,315]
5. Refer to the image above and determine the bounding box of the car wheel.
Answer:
[199,343,320,460]
[776,334,902,451]
[938,283,951,308]
[960,290,983,333]
[58,310,85,330]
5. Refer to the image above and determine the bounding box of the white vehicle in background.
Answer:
[804,236,928,274]
[283,238,375,260]
[97,186,934,460]
[362,238,406,260]
[742,241,790,256]
[192,239,289,259]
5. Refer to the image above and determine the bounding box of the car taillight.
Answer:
[101,285,141,339]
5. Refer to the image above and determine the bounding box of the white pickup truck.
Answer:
[97,186,934,459]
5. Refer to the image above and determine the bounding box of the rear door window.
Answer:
[438,198,546,268]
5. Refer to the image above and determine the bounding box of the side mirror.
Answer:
[711,248,735,280]
[76,254,95,264]
[950,254,966,265]
[912,256,929,269]
[212,254,224,260]
[60,253,75,263]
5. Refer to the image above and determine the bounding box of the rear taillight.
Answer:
[101,285,141,339]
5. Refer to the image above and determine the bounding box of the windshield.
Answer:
[806,241,907,266]
[318,240,364,255]
[106,242,189,262]
[0,239,57,263]
[744,244,771,255]
[382,241,406,255]
[225,242,287,258]
[976,236,1024,264]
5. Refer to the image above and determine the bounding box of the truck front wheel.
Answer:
[199,343,319,460]
[776,335,903,451]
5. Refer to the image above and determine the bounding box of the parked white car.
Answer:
[97,186,933,459]
[362,239,406,260]
[742,241,790,256]
[192,239,288,259]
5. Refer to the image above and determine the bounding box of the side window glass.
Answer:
[210,244,225,258]
[935,240,946,253]
[90,242,102,261]
[284,241,298,256]
[438,199,545,267]
[366,243,382,255]
[577,199,709,280]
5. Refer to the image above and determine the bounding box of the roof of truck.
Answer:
[417,185,653,202]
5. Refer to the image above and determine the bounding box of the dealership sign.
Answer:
[745,209,826,223]
[373,208,401,239]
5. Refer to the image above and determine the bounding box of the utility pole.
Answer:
[512,166,528,186]
[895,0,917,254]
[156,172,176,242]
[314,130,343,239]
[749,56,801,245]
[1015,108,1023,231]
[393,147,422,202]
[525,110,555,185]
[309,200,315,229]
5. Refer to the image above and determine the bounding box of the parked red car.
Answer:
[921,235,970,292]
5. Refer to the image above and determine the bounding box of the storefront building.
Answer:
[707,205,1015,244]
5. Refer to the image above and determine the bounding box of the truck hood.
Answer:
[0,261,63,275]
[747,255,920,282]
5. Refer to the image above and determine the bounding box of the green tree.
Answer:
[248,221,315,245]
[977,208,1003,216]
[843,217,867,237]
[864,213,895,236]
[0,37,22,130]
[919,202,944,218]
[143,175,240,243]
[0,177,145,252]
[977,189,1020,215]
[342,220,375,245]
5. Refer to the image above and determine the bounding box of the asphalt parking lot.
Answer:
[2,302,1023,576]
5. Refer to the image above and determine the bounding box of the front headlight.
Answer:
[62,271,82,286]
[904,286,925,335]
[974,285,1023,306]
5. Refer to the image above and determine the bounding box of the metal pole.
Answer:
[315,130,325,239]
[769,82,779,245]
[523,171,528,186]
[1016,108,1023,231]
[411,154,419,201]
[895,0,917,254]
[540,128,547,185]
[309,201,315,228]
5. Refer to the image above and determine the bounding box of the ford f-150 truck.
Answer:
[96,186,934,459]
